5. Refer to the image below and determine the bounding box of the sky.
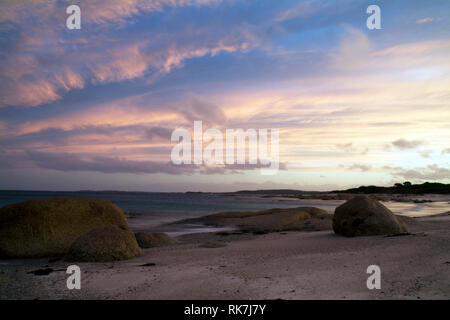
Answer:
[0,0,449,192]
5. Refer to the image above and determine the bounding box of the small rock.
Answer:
[140,263,156,267]
[28,268,54,276]
[384,232,412,237]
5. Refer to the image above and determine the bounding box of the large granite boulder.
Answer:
[0,197,129,258]
[135,232,177,248]
[333,195,408,237]
[65,225,142,262]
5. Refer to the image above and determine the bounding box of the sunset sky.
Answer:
[0,0,449,192]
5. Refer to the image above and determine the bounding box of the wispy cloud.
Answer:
[418,150,432,158]
[330,27,372,72]
[341,163,372,172]
[392,138,425,150]
[336,143,355,153]
[416,17,434,24]
[274,1,317,22]
[0,150,284,176]
[388,164,450,181]
[0,0,256,108]
[1,0,450,190]
[0,0,223,25]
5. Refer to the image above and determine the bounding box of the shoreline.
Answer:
[164,198,450,235]
[1,212,449,300]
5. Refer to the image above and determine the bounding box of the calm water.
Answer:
[0,190,449,236]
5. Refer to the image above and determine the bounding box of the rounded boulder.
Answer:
[0,197,129,258]
[333,195,407,237]
[65,225,142,262]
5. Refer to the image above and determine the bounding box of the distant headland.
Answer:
[228,182,450,195]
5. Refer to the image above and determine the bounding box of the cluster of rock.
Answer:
[0,194,413,262]
[202,206,332,233]
[203,195,410,237]
[0,197,176,262]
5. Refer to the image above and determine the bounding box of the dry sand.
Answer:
[1,214,449,300]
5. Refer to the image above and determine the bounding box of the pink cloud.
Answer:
[0,0,258,108]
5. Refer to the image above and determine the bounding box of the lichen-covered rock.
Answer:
[0,197,129,258]
[206,207,329,233]
[65,225,142,262]
[333,195,408,237]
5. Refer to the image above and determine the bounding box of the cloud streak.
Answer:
[1,1,450,190]
[389,165,450,181]
[392,138,424,150]
[0,0,257,108]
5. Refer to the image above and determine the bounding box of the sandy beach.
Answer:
[1,213,449,300]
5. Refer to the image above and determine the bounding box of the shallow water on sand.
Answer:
[0,190,448,235]
[381,200,450,217]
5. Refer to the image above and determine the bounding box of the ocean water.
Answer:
[0,190,449,236]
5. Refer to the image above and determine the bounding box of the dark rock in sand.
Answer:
[333,195,408,237]
[27,268,54,276]
[139,262,156,267]
[65,225,142,262]
[0,197,129,258]
[135,232,178,248]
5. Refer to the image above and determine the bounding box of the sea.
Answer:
[0,190,449,236]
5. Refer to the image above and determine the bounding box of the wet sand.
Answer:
[1,214,449,300]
